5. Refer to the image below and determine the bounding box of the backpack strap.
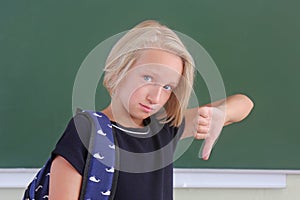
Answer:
[78,109,118,200]
[23,158,52,199]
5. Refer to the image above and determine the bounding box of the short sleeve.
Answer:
[51,114,91,175]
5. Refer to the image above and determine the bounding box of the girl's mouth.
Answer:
[139,103,153,113]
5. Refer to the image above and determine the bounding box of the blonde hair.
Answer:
[103,20,195,127]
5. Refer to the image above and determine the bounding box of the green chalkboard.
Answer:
[1,0,299,170]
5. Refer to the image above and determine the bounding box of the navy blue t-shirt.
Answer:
[52,114,184,200]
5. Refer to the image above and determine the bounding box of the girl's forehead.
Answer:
[133,49,183,73]
[132,63,181,74]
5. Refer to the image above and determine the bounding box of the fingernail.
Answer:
[203,154,210,160]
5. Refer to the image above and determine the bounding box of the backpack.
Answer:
[23,109,118,200]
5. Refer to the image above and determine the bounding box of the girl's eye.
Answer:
[144,75,153,82]
[163,85,173,91]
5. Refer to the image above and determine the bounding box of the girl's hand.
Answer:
[194,106,225,160]
[182,94,254,160]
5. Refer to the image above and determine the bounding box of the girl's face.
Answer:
[113,49,183,127]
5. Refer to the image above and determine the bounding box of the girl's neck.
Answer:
[101,105,144,128]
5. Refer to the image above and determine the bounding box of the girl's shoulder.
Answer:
[51,112,93,175]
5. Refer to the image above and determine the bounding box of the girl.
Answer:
[25,20,254,199]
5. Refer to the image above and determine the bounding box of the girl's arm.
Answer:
[181,94,254,159]
[49,156,82,199]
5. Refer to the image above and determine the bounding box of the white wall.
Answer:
[1,173,300,200]
[174,175,300,200]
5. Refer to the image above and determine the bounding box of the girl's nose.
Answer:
[146,84,163,104]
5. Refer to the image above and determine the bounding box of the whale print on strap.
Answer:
[97,129,107,136]
[89,176,101,183]
[35,185,43,192]
[105,167,114,173]
[93,152,104,160]
[93,113,102,118]
[101,191,111,196]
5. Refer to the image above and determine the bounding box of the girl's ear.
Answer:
[106,73,119,97]
[111,86,119,98]
[111,89,116,97]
